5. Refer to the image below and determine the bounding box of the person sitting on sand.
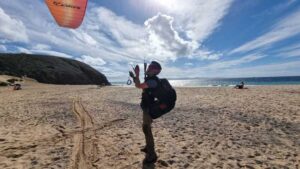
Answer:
[13,84,22,90]
[129,61,176,164]
[234,81,246,89]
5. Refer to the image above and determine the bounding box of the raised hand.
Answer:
[129,71,135,78]
[134,65,140,77]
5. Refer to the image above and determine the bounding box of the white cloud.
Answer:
[99,67,125,80]
[192,49,222,60]
[144,13,224,61]
[31,50,74,58]
[231,8,300,54]
[76,55,106,68]
[214,60,300,77]
[94,7,146,44]
[82,7,148,62]
[32,44,51,50]
[184,63,194,66]
[0,7,28,42]
[205,53,265,69]
[162,60,300,78]
[70,30,98,46]
[274,43,300,58]
[145,13,198,61]
[17,47,73,58]
[159,53,264,78]
[169,0,233,42]
[140,0,233,42]
[160,53,265,78]
[4,1,283,80]
[17,47,32,54]
[0,1,230,64]
[252,0,297,18]
[276,43,300,53]
[277,48,300,58]
[0,45,7,52]
[79,6,224,63]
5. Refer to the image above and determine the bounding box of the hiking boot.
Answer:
[143,153,158,164]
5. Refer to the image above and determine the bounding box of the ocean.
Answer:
[112,76,300,87]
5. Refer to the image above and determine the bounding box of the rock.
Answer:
[0,53,110,85]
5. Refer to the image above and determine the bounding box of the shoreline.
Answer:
[110,84,300,88]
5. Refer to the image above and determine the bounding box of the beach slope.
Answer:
[0,85,299,168]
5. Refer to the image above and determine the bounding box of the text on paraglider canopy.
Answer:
[53,1,81,10]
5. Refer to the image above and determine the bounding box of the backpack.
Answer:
[156,78,176,105]
[146,77,177,112]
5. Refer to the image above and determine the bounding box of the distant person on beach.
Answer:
[13,84,22,90]
[129,61,176,164]
[234,81,245,89]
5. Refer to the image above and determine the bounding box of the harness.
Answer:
[144,76,160,102]
[141,75,176,119]
[142,76,174,108]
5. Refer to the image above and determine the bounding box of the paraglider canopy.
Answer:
[45,0,88,29]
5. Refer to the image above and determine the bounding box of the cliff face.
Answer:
[0,53,110,85]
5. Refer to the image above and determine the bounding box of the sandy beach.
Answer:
[0,84,299,169]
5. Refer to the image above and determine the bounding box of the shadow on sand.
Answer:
[142,162,155,169]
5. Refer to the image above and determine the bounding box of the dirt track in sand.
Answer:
[69,97,126,169]
[69,97,96,169]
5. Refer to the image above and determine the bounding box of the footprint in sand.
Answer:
[183,163,190,168]
[157,160,169,167]
[52,157,61,161]
[167,159,175,165]
[31,159,38,165]
[9,153,23,158]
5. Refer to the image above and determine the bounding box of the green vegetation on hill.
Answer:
[0,53,110,85]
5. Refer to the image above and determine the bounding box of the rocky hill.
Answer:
[0,53,110,85]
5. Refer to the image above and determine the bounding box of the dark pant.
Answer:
[142,109,156,156]
[140,95,174,156]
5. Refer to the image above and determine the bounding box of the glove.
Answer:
[134,65,140,77]
[129,71,135,78]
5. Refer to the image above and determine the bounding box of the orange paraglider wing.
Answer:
[45,0,88,29]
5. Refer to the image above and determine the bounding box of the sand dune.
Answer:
[0,85,299,168]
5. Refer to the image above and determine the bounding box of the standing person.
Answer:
[129,61,176,164]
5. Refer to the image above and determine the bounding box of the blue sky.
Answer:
[0,0,300,81]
